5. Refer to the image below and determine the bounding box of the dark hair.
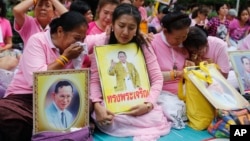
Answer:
[189,3,199,11]
[118,51,126,57]
[109,3,147,47]
[215,3,227,14]
[50,11,88,34]
[158,3,169,14]
[241,56,249,64]
[0,0,7,17]
[161,11,191,33]
[191,5,209,19]
[173,3,187,12]
[183,26,208,50]
[55,81,73,93]
[237,6,250,21]
[69,0,91,15]
[96,0,120,19]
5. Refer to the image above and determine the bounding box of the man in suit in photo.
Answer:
[240,56,250,92]
[46,80,74,130]
[109,51,140,92]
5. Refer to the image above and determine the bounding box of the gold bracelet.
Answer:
[56,58,65,66]
[60,55,69,63]
[58,57,67,65]
[170,70,174,80]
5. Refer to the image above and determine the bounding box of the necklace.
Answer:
[162,32,178,70]
[170,47,178,70]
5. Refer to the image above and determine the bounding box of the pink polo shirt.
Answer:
[205,36,230,73]
[84,32,107,54]
[151,32,189,94]
[14,15,49,47]
[5,30,73,97]
[0,17,13,47]
[86,21,104,35]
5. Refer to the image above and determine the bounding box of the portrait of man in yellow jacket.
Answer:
[109,51,140,92]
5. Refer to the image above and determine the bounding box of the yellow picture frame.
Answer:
[94,43,150,114]
[186,64,249,110]
[229,51,250,95]
[33,69,89,134]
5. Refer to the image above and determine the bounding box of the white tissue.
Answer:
[72,42,88,69]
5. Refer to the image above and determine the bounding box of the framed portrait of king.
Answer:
[33,69,89,134]
[229,51,250,95]
[94,43,150,114]
[186,63,249,110]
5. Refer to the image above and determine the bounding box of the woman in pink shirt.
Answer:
[13,0,68,48]
[0,11,88,140]
[133,0,147,21]
[226,6,250,50]
[183,26,230,78]
[151,11,191,129]
[0,0,20,98]
[183,27,236,89]
[87,0,119,35]
[0,0,20,71]
[88,4,170,140]
[148,3,168,33]
[0,0,13,54]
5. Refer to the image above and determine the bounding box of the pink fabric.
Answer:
[205,36,230,74]
[228,19,250,41]
[190,19,196,27]
[151,32,189,94]
[95,106,170,140]
[84,33,107,54]
[190,19,208,27]
[14,15,49,47]
[138,6,147,21]
[86,21,104,35]
[149,17,161,30]
[5,30,73,97]
[238,34,250,50]
[87,33,171,138]
[0,18,13,47]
